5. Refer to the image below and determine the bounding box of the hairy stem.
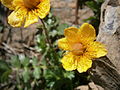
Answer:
[40,19,58,64]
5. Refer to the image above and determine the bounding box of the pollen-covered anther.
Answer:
[23,0,40,9]
[72,43,85,56]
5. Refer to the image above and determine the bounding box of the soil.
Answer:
[51,0,93,25]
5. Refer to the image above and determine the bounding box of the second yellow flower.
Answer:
[58,23,107,73]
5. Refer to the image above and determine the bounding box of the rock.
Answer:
[90,0,120,90]
[75,85,89,90]
[98,5,120,73]
[89,82,104,90]
[74,82,104,90]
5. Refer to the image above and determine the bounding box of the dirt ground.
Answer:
[51,0,93,25]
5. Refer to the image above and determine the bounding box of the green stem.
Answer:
[40,19,59,64]
[40,19,52,48]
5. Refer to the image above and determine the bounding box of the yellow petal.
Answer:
[78,23,96,44]
[58,38,70,50]
[85,42,107,58]
[1,0,14,10]
[24,11,38,28]
[61,53,77,71]
[64,27,79,42]
[12,0,24,7]
[77,56,92,73]
[36,0,50,19]
[8,7,27,27]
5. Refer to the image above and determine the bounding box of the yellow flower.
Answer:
[1,0,50,27]
[58,23,107,73]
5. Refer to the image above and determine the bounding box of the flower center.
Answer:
[23,0,41,9]
[71,43,85,56]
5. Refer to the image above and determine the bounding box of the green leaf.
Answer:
[20,56,29,67]
[85,1,98,12]
[22,67,30,83]
[63,71,75,80]
[83,16,96,22]
[47,19,52,25]
[36,34,47,53]
[0,60,11,82]
[32,57,38,66]
[33,67,41,79]
[1,69,12,82]
[0,60,10,71]
[57,23,70,35]
[52,78,72,90]
[49,30,57,37]
[11,56,21,68]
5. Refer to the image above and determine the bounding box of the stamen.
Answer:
[71,43,85,55]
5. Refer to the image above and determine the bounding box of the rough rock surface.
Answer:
[91,0,120,90]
